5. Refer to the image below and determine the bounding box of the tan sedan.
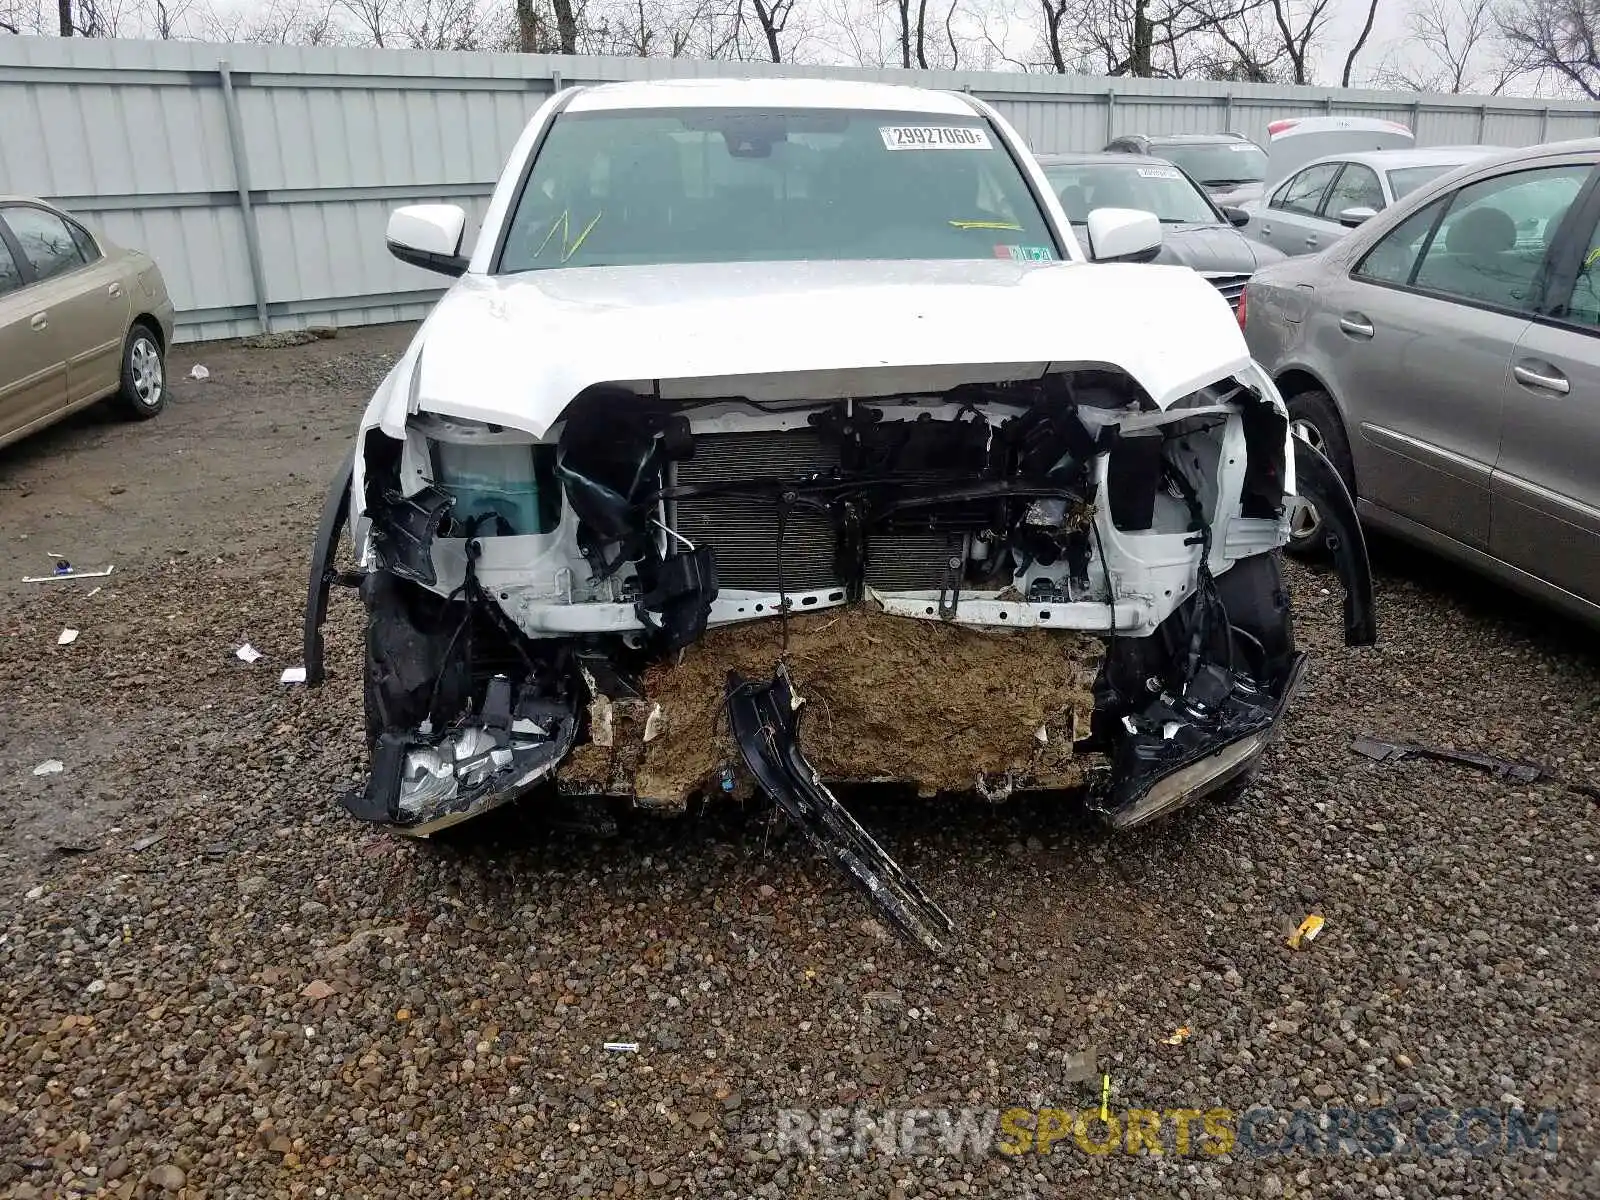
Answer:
[0,197,176,451]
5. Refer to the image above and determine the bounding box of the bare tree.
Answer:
[1497,0,1600,96]
[747,0,793,58]
[1033,0,1278,79]
[1340,0,1378,84]
[1373,0,1514,92]
[335,0,396,42]
[225,0,346,44]
[550,0,577,49]
[0,0,47,33]
[1264,0,1332,82]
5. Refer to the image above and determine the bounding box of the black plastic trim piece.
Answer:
[1293,438,1377,647]
[304,449,356,688]
[726,668,955,954]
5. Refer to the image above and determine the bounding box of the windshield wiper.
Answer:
[1200,178,1258,187]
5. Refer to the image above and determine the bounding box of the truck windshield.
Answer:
[1158,143,1268,186]
[1043,161,1219,224]
[497,107,1060,272]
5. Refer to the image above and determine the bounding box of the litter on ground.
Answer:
[22,564,115,584]
[1288,914,1325,950]
[236,644,263,664]
[1351,735,1545,783]
[32,760,65,776]
[57,629,79,646]
[189,364,211,380]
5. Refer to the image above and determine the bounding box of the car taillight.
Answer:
[1266,119,1299,136]
[1236,290,1248,331]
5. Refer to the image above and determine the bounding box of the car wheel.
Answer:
[117,322,166,420]
[1284,388,1354,557]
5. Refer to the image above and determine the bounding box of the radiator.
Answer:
[670,429,964,594]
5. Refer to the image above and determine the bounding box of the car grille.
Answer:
[669,429,964,594]
[1204,272,1250,309]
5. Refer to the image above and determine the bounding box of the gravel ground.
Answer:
[1,325,1596,1199]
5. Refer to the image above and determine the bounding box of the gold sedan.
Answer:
[0,197,176,450]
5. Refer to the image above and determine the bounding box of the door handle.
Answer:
[1513,361,1570,395]
[108,283,122,298]
[30,312,47,331]
[1338,314,1374,339]
[1305,236,1318,247]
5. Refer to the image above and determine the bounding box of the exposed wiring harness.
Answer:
[422,513,541,729]
[1161,458,1234,684]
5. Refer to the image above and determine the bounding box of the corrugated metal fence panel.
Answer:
[3,35,1598,342]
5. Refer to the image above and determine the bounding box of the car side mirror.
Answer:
[387,204,468,276]
[1086,207,1162,263]
[1223,206,1251,227]
[1337,205,1377,229]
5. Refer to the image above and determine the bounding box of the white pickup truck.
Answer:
[304,77,1373,951]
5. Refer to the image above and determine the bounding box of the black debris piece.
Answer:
[1350,736,1545,784]
[725,666,955,955]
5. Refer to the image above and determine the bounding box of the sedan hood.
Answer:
[1156,224,1286,273]
[376,259,1252,438]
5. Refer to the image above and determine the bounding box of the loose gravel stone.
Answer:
[0,325,1595,1197]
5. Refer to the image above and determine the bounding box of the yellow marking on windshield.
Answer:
[536,210,605,263]
[1585,246,1600,271]
[949,219,1023,231]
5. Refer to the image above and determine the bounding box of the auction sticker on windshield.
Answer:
[1137,167,1181,179]
[880,125,993,150]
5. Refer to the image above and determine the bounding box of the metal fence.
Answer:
[4,35,1598,342]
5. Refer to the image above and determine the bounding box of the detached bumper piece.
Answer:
[1293,438,1377,648]
[346,681,579,837]
[726,668,956,955]
[1096,652,1309,830]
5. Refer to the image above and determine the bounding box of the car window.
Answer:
[499,107,1060,272]
[0,238,21,296]
[1042,161,1217,225]
[1411,165,1589,312]
[1322,164,1384,217]
[67,221,101,264]
[1560,229,1600,326]
[1154,142,1268,187]
[1388,165,1454,200]
[3,206,88,282]
[1273,164,1340,216]
[1353,198,1448,285]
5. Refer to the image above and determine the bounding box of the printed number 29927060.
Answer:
[879,125,993,150]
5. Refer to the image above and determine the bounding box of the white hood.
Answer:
[372,258,1252,439]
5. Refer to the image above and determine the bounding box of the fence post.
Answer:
[1477,103,1488,140]
[1323,94,1334,115]
[1222,92,1232,132]
[1540,107,1550,142]
[217,61,271,336]
[1105,88,1115,144]
[552,68,562,94]
[1411,100,1422,135]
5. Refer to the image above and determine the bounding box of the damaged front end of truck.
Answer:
[304,277,1374,952]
